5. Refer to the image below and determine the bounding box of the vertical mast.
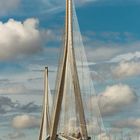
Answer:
[39,67,50,140]
[45,67,51,134]
[49,0,88,139]
[49,0,68,138]
[67,0,88,138]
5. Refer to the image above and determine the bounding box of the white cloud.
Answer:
[110,51,140,63]
[112,118,140,129]
[112,61,140,78]
[0,18,42,60]
[90,84,137,116]
[0,85,29,94]
[41,29,61,43]
[0,96,40,115]
[97,133,110,140]
[85,38,140,63]
[8,131,25,140]
[12,114,40,129]
[34,0,134,16]
[0,0,20,16]
[109,128,122,134]
[86,46,120,62]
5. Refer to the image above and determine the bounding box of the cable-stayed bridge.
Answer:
[39,0,106,139]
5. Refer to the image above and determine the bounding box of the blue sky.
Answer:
[0,0,140,139]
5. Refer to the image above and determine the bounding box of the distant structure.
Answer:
[39,0,106,140]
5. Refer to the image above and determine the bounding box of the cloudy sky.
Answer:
[0,0,140,139]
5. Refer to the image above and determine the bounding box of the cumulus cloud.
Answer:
[12,114,40,129]
[0,0,20,16]
[112,118,140,129]
[97,133,110,140]
[41,29,62,43]
[86,46,120,62]
[0,18,42,60]
[90,84,137,116]
[0,84,42,95]
[20,102,40,113]
[86,39,140,62]
[0,96,15,114]
[0,96,40,114]
[109,128,122,134]
[0,85,28,94]
[110,51,140,63]
[112,61,140,78]
[0,78,10,84]
[8,131,25,140]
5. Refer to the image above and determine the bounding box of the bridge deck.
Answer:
[46,134,91,140]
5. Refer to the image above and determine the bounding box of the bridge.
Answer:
[39,0,106,140]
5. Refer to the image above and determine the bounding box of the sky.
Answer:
[0,0,140,139]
